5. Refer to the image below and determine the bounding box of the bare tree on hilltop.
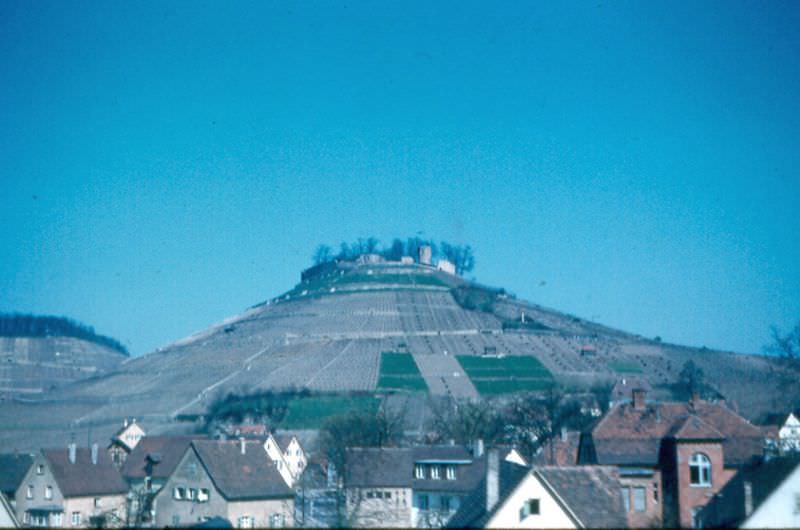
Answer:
[766,321,800,370]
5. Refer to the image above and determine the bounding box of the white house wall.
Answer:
[487,473,577,529]
[741,464,800,529]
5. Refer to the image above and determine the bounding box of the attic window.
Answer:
[431,466,441,480]
[689,453,712,487]
[414,464,425,479]
[519,498,540,520]
[446,465,456,480]
[173,487,185,500]
[198,488,209,503]
[36,464,44,475]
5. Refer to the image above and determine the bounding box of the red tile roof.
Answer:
[42,448,128,497]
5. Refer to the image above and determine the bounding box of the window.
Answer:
[689,453,712,487]
[23,513,30,524]
[446,465,456,480]
[94,497,102,508]
[441,496,451,511]
[414,464,425,479]
[45,486,53,500]
[621,487,630,512]
[144,476,152,491]
[366,491,375,499]
[519,498,540,520]
[51,513,62,527]
[111,509,118,521]
[198,488,210,502]
[269,514,284,528]
[72,512,81,526]
[431,466,441,480]
[188,488,197,501]
[691,507,703,529]
[27,485,34,499]
[385,491,392,499]
[173,486,185,500]
[36,464,44,475]
[238,515,255,528]
[633,487,646,512]
[653,482,659,503]
[417,493,429,510]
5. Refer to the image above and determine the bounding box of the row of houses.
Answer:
[2,388,800,528]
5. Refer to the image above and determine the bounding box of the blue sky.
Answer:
[1,1,798,356]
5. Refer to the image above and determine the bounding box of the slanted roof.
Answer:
[344,447,413,488]
[699,456,800,527]
[535,466,628,528]
[122,436,195,480]
[412,446,484,493]
[588,398,764,467]
[0,453,33,496]
[532,430,581,466]
[610,377,653,404]
[192,440,293,500]
[446,460,530,529]
[669,415,725,441]
[42,448,128,497]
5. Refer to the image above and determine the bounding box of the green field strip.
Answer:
[456,355,554,396]
[280,395,381,429]
[377,352,428,392]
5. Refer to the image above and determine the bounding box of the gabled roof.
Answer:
[535,466,628,528]
[587,398,764,467]
[446,461,530,528]
[532,430,581,466]
[699,456,800,527]
[669,415,725,441]
[0,453,33,496]
[122,436,195,480]
[344,445,486,492]
[191,440,293,500]
[42,448,128,497]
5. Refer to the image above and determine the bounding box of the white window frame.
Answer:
[446,465,456,480]
[71,512,81,526]
[36,464,44,475]
[27,485,34,499]
[198,488,210,502]
[173,486,185,500]
[45,485,53,500]
[689,453,712,487]
[414,464,425,479]
[430,466,440,480]
[51,512,63,527]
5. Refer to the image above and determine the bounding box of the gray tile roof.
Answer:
[447,460,529,528]
[192,440,293,501]
[0,453,33,496]
[42,448,128,497]
[535,466,628,528]
[122,436,195,480]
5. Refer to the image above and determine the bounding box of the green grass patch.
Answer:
[609,361,643,374]
[377,352,428,392]
[456,355,554,396]
[281,395,381,429]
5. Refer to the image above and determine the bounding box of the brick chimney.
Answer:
[632,388,647,410]
[486,449,499,513]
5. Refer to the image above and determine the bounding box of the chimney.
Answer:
[744,481,753,516]
[473,439,485,458]
[486,449,500,513]
[418,245,432,265]
[68,442,77,464]
[123,418,128,428]
[560,426,568,442]
[91,443,99,465]
[632,388,646,411]
[240,437,246,455]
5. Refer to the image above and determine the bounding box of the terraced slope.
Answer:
[0,262,795,451]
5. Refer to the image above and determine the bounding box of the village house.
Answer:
[152,439,294,528]
[120,435,195,524]
[778,412,800,453]
[107,418,146,467]
[14,443,128,528]
[698,455,800,528]
[578,388,767,527]
[264,433,308,487]
[343,443,522,528]
[447,453,628,529]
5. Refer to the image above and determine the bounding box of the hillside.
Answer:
[0,315,128,399]
[0,260,795,452]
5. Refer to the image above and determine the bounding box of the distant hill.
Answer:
[0,314,128,399]
[0,314,128,355]
[0,257,796,452]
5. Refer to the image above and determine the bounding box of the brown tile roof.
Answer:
[669,415,725,440]
[588,398,764,467]
[192,440,293,500]
[121,436,195,480]
[42,448,128,497]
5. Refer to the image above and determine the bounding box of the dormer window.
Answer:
[36,464,44,475]
[446,465,456,480]
[689,453,712,487]
[431,466,440,480]
[414,464,425,479]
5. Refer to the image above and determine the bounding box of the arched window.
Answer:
[689,453,711,486]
